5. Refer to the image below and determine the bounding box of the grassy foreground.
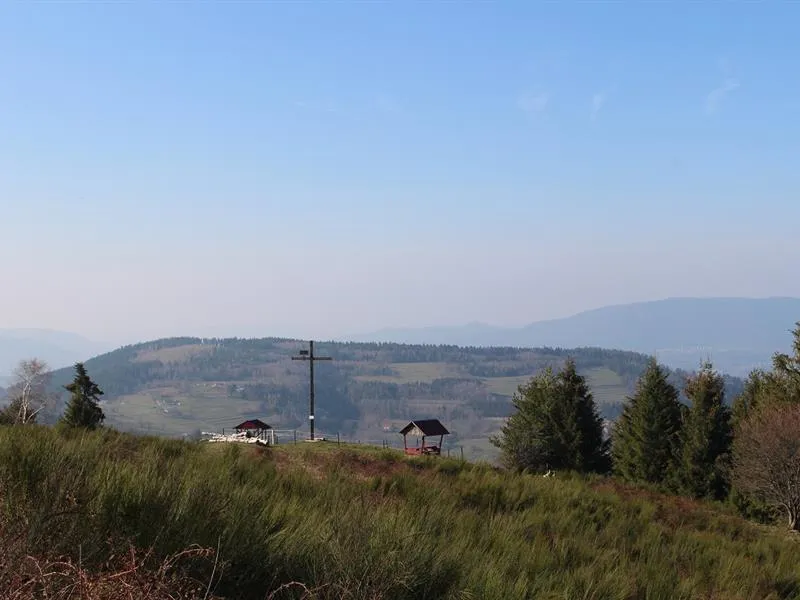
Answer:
[0,427,798,599]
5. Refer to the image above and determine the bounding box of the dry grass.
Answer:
[0,539,221,600]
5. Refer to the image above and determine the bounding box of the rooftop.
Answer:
[399,419,450,437]
[233,419,272,430]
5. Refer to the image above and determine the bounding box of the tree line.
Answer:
[1,361,105,430]
[492,321,800,530]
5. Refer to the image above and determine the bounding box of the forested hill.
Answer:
[47,337,744,459]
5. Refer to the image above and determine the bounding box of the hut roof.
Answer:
[399,419,450,437]
[233,419,272,430]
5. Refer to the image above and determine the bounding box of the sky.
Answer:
[1,1,799,345]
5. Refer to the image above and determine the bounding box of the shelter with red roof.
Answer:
[399,419,450,456]
[233,419,273,442]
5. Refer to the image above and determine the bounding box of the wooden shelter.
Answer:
[399,419,450,456]
[233,419,274,443]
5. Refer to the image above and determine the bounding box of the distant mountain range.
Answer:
[3,297,798,383]
[347,297,800,377]
[0,329,112,381]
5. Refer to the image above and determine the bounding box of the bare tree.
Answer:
[3,358,52,424]
[733,403,800,530]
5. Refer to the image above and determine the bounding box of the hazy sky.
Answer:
[1,2,798,345]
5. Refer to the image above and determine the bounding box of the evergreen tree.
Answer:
[730,324,800,427]
[559,359,611,473]
[612,358,682,485]
[731,368,771,428]
[491,359,609,473]
[676,362,732,500]
[60,362,105,429]
[491,367,555,472]
[769,321,800,404]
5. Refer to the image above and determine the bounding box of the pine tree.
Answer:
[770,321,800,404]
[491,367,557,472]
[730,324,800,430]
[60,362,105,429]
[612,358,682,485]
[731,368,771,428]
[558,359,611,473]
[491,359,609,474]
[676,362,732,500]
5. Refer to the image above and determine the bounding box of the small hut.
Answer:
[233,419,274,443]
[399,419,450,456]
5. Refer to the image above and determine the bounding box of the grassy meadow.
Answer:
[1,425,798,599]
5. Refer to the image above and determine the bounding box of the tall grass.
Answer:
[0,425,798,599]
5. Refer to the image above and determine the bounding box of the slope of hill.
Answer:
[48,337,744,460]
[349,297,800,376]
[0,328,112,377]
[1,426,797,600]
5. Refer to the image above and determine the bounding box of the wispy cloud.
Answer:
[517,92,549,115]
[705,78,740,114]
[590,91,606,120]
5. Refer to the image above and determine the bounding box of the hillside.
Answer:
[350,297,800,376]
[48,337,744,460]
[1,426,797,600]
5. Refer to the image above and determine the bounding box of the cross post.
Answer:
[291,340,332,441]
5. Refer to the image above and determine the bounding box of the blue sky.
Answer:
[0,2,798,343]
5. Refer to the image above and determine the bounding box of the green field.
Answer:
[105,384,264,437]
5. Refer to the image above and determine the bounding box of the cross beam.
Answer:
[291,340,332,440]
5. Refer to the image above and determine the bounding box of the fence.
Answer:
[209,427,466,460]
